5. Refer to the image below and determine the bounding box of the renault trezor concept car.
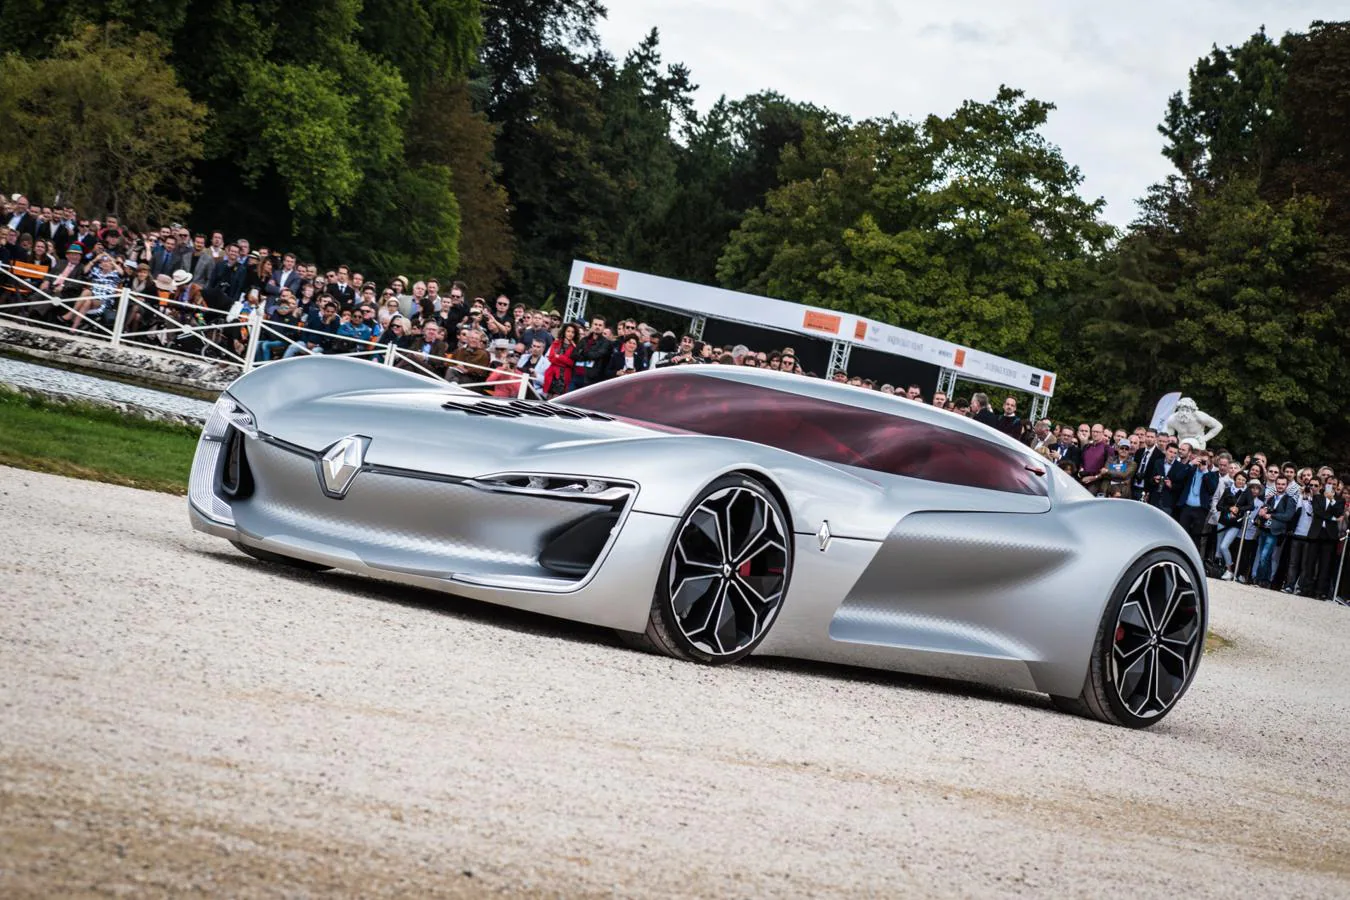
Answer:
[189,357,1208,728]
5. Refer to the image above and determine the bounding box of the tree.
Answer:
[0,0,486,278]
[478,0,606,121]
[0,25,206,225]
[407,78,515,293]
[648,92,832,283]
[1064,22,1350,465]
[717,88,1110,362]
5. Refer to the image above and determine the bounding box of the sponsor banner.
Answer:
[801,310,842,335]
[851,319,1055,396]
[581,266,620,291]
[566,259,1055,396]
[956,349,1057,398]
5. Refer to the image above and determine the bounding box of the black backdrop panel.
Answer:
[699,320,942,393]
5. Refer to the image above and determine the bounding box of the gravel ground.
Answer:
[2,466,1349,898]
[0,356,215,422]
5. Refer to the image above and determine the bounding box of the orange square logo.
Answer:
[854,320,867,340]
[802,310,842,335]
[581,266,620,291]
[1041,375,1053,392]
[953,349,967,368]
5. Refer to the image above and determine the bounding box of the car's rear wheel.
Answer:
[232,541,332,573]
[1052,549,1205,728]
[624,474,792,665]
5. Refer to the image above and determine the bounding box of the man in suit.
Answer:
[1252,476,1300,587]
[5,196,38,238]
[1132,428,1160,501]
[265,253,304,312]
[1025,418,1054,452]
[1148,444,1182,515]
[207,243,248,310]
[326,265,356,305]
[970,393,1000,428]
[150,235,182,278]
[1176,448,1220,553]
[35,207,69,252]
[1302,481,1345,599]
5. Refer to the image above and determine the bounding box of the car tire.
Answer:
[626,474,793,665]
[1052,549,1206,728]
[232,541,332,573]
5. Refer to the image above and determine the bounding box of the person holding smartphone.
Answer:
[605,334,648,379]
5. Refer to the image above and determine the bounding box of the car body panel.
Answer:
[191,356,1206,703]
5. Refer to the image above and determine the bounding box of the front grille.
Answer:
[442,397,612,421]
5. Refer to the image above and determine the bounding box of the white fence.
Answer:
[0,263,531,397]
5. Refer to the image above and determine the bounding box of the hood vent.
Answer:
[442,397,613,422]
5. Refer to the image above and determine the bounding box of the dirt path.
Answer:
[2,466,1348,898]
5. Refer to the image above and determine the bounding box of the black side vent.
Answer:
[442,398,613,422]
[219,426,255,500]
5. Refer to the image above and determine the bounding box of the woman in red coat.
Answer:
[542,322,580,397]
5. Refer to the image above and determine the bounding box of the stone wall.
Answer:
[0,321,237,395]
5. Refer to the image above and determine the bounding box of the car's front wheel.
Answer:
[1052,549,1206,728]
[624,474,792,665]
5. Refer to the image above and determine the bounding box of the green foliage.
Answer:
[718,87,1111,363]
[0,25,206,224]
[0,388,197,495]
[240,63,366,218]
[408,78,514,293]
[312,164,462,281]
[1066,21,1350,465]
[1159,28,1291,183]
[360,0,482,94]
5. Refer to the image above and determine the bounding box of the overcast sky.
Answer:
[596,1,1343,226]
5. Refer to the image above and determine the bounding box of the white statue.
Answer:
[1164,397,1223,450]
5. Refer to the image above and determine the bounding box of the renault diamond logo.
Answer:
[319,436,368,498]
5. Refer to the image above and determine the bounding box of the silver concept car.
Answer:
[189,357,1207,728]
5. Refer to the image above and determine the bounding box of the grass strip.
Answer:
[0,390,197,494]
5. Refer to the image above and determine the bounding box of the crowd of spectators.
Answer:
[1006,403,1348,604]
[2,193,1346,600]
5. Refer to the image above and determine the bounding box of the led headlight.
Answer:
[203,395,257,441]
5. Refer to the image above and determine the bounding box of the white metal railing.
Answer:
[0,265,533,398]
[243,314,531,398]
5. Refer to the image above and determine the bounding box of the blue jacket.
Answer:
[1266,493,1300,537]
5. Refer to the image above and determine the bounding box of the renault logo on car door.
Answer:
[319,435,369,498]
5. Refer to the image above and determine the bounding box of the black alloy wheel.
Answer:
[1053,550,1205,728]
[628,474,792,664]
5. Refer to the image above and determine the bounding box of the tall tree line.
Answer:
[0,3,1345,460]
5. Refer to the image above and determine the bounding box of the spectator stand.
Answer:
[245,318,529,397]
[0,263,250,364]
[0,262,528,398]
[564,260,1057,417]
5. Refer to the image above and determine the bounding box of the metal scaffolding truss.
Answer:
[1029,394,1052,423]
[826,340,852,379]
[688,314,707,341]
[563,286,589,324]
[935,368,958,399]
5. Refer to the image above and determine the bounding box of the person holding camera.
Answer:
[1252,475,1300,588]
